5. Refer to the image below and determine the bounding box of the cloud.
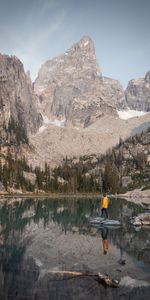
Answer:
[0,1,67,79]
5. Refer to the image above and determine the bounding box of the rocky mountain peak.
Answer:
[70,35,95,54]
[70,35,100,70]
[34,35,101,95]
[34,36,125,127]
[77,35,93,45]
[125,71,150,112]
[144,71,150,83]
[0,54,24,82]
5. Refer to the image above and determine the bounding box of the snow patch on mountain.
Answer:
[84,41,89,46]
[117,110,148,120]
[42,115,66,127]
[38,116,66,134]
[38,125,47,133]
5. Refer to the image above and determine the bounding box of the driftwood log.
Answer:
[131,212,150,226]
[47,271,119,288]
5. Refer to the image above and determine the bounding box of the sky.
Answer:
[0,0,150,88]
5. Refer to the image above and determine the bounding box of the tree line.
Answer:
[0,127,149,194]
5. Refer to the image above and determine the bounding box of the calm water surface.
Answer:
[0,196,150,299]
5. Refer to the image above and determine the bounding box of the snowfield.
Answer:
[117,109,148,120]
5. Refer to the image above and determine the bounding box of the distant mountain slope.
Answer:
[55,127,150,194]
[27,113,150,168]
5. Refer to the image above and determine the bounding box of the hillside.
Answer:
[0,128,149,195]
[48,127,150,194]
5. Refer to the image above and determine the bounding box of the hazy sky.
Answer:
[0,0,150,87]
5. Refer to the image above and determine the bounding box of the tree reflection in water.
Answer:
[0,196,149,299]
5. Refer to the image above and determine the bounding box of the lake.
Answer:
[0,196,150,300]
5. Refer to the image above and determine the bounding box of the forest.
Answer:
[0,128,150,194]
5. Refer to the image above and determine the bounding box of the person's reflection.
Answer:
[101,227,109,255]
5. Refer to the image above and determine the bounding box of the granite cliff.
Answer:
[0,55,42,145]
[34,36,125,127]
[125,71,150,112]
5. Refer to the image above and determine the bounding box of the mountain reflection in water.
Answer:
[0,196,150,300]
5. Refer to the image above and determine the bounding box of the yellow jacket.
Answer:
[102,196,109,208]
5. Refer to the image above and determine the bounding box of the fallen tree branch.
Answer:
[47,270,119,288]
[97,272,119,287]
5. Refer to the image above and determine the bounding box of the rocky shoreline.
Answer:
[0,188,150,203]
[118,189,150,207]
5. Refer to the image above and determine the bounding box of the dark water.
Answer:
[0,196,150,300]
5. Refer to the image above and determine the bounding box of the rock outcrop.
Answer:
[34,36,124,127]
[0,54,42,145]
[102,76,126,110]
[125,71,150,112]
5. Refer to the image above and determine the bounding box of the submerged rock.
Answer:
[130,212,150,226]
[90,217,121,226]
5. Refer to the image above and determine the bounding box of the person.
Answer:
[101,227,109,255]
[101,193,109,219]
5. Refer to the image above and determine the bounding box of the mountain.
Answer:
[125,71,150,111]
[0,36,150,170]
[0,42,149,194]
[0,55,42,145]
[27,36,149,167]
[34,36,125,127]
